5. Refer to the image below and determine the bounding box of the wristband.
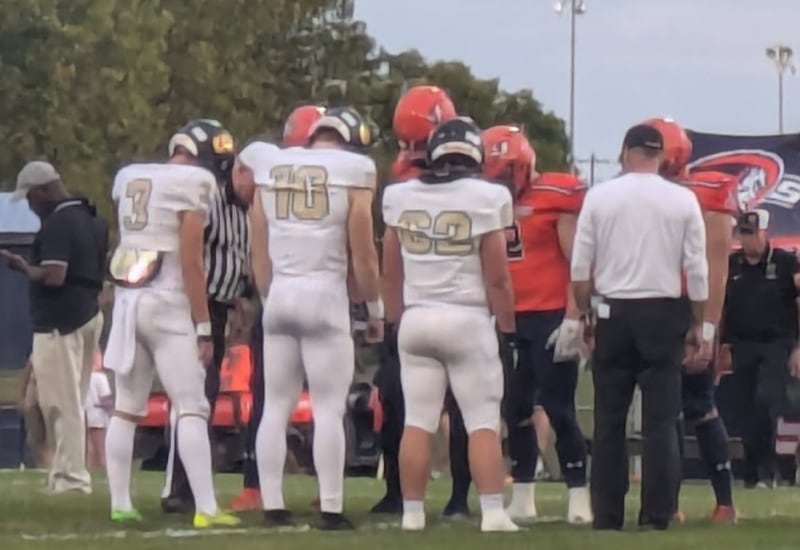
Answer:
[702,322,716,342]
[366,299,385,320]
[196,321,212,338]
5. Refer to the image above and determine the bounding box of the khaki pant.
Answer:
[32,312,103,493]
[23,374,53,468]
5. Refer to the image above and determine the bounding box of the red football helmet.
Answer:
[641,118,693,179]
[393,85,457,159]
[482,125,537,194]
[283,105,326,148]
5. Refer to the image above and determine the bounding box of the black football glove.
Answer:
[498,331,519,372]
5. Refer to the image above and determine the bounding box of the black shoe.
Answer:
[319,512,355,530]
[160,497,195,515]
[264,509,295,527]
[369,494,403,515]
[441,499,470,518]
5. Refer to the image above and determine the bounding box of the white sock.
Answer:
[256,405,289,510]
[403,500,424,514]
[313,409,347,513]
[176,415,218,516]
[479,493,504,514]
[105,416,136,512]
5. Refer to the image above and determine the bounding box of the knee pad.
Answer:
[114,389,149,418]
[463,395,502,434]
[173,394,210,419]
[403,391,442,434]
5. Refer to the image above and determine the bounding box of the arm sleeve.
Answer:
[570,193,596,282]
[38,214,71,266]
[683,195,709,301]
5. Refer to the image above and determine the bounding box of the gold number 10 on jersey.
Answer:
[397,210,474,256]
[270,165,330,220]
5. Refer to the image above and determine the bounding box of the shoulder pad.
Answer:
[527,172,587,213]
[684,170,738,215]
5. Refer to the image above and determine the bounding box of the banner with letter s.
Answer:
[687,131,800,241]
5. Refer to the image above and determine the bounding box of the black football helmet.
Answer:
[426,117,484,171]
[308,106,374,151]
[168,119,236,184]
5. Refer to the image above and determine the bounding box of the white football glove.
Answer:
[545,318,582,362]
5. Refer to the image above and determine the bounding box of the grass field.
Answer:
[2,471,800,550]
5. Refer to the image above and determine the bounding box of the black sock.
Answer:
[695,417,733,507]
[508,423,537,482]
[243,452,259,489]
[448,406,471,504]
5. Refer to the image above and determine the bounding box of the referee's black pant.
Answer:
[164,299,229,507]
[591,298,687,531]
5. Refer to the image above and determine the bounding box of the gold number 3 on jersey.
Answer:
[270,165,330,220]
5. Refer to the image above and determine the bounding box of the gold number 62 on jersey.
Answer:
[270,165,330,220]
[397,210,474,256]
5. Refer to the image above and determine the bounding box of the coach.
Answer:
[570,125,708,531]
[162,129,251,514]
[1,160,107,494]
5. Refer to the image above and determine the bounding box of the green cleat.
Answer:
[111,509,143,523]
[193,510,241,529]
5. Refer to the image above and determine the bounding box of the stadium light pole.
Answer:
[766,45,796,134]
[554,0,587,172]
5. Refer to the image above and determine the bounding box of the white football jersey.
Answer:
[241,142,376,281]
[382,177,513,310]
[112,163,218,288]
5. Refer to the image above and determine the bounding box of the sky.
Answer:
[355,0,800,180]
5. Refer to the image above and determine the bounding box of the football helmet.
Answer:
[308,106,373,151]
[482,125,536,194]
[641,117,693,179]
[283,105,326,148]
[426,117,484,170]
[393,85,457,159]
[168,119,236,183]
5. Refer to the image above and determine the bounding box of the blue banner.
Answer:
[687,131,800,238]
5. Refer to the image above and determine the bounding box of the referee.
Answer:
[571,124,708,531]
[161,127,251,514]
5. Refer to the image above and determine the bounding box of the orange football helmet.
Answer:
[283,105,326,148]
[482,125,537,194]
[391,151,422,181]
[393,85,457,159]
[641,118,693,179]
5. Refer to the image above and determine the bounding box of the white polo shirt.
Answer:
[571,172,709,301]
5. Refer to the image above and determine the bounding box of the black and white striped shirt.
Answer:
[205,187,250,302]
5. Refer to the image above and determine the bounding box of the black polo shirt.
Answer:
[723,244,800,342]
[30,198,107,334]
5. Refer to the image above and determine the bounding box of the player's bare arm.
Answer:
[702,211,733,328]
[179,208,213,365]
[347,186,380,302]
[480,229,516,333]
[381,226,404,324]
[249,189,272,300]
[348,183,383,343]
[557,212,580,319]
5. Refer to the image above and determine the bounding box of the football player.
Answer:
[642,118,737,525]
[104,119,240,528]
[229,104,326,513]
[237,106,382,530]
[371,85,474,518]
[382,117,519,532]
[482,125,592,524]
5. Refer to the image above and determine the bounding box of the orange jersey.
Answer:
[682,170,739,216]
[507,172,586,312]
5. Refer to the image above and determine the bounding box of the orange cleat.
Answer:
[673,510,686,524]
[710,505,736,525]
[229,488,262,512]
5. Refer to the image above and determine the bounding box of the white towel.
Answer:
[104,288,141,376]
